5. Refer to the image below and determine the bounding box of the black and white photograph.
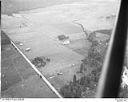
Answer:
[1,0,128,100]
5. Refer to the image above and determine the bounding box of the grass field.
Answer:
[1,41,57,98]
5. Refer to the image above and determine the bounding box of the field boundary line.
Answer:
[10,40,62,98]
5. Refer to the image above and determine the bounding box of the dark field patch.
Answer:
[94,29,112,35]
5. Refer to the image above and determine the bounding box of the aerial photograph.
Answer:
[1,0,128,98]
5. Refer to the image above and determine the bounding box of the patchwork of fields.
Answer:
[1,0,119,97]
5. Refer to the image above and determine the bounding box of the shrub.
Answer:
[31,57,46,68]
[80,63,84,73]
[73,75,77,83]
[46,58,50,62]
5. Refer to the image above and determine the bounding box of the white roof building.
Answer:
[62,39,70,45]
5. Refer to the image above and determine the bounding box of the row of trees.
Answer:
[60,36,128,97]
[79,39,106,74]
[60,39,105,97]
[60,66,101,98]
[59,24,109,97]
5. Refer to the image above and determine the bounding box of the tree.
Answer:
[82,76,90,86]
[80,63,84,73]
[73,75,77,83]
[80,77,85,85]
[91,40,99,47]
[46,57,50,62]
[31,57,46,68]
[81,59,88,65]
[87,32,96,42]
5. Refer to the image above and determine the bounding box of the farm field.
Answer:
[1,42,57,98]
[1,0,120,97]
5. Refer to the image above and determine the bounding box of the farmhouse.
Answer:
[58,35,70,45]
[62,39,70,45]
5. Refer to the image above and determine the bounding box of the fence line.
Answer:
[11,40,62,98]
